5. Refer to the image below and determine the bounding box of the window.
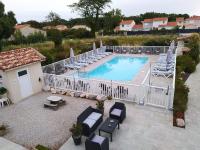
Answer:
[18,70,28,77]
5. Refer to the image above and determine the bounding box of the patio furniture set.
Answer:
[44,96,66,111]
[77,102,126,150]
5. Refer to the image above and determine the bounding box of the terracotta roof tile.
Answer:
[176,17,184,22]
[0,48,45,71]
[15,24,30,29]
[186,16,200,21]
[159,22,177,27]
[120,20,134,25]
[132,24,143,29]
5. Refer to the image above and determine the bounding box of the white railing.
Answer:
[43,73,146,104]
[42,44,177,110]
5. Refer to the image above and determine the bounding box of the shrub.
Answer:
[176,55,196,73]
[0,87,7,95]
[69,123,82,137]
[173,79,189,112]
[47,29,63,48]
[35,145,50,150]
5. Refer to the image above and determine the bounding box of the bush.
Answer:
[173,79,189,112]
[35,145,50,150]
[185,34,200,64]
[47,29,63,48]
[0,87,7,95]
[176,55,196,73]
[62,29,92,39]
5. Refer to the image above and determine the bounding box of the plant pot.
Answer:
[72,135,82,145]
[0,130,7,136]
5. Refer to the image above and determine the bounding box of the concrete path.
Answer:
[60,64,200,150]
[0,137,27,150]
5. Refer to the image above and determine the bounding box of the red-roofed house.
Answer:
[142,17,168,31]
[0,48,45,103]
[114,26,120,32]
[119,20,135,31]
[158,22,177,30]
[176,17,185,27]
[132,24,143,31]
[185,16,200,29]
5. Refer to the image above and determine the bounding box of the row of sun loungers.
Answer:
[64,48,112,70]
[152,49,175,77]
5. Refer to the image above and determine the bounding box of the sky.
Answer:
[1,0,200,23]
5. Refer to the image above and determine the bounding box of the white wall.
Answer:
[2,62,43,103]
[18,26,47,37]
[120,22,135,31]
[153,20,168,28]
[143,22,153,31]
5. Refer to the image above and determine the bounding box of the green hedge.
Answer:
[173,34,200,113]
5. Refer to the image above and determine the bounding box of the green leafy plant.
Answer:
[96,100,104,110]
[0,87,7,95]
[176,55,196,73]
[107,95,112,100]
[35,145,50,150]
[0,124,8,136]
[69,123,82,137]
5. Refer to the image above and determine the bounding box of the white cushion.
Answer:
[111,108,122,117]
[92,135,105,144]
[83,118,96,128]
[88,112,102,121]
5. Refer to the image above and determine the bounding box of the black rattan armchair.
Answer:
[109,102,126,123]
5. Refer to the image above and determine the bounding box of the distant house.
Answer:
[185,16,200,29]
[119,20,135,31]
[15,24,47,37]
[158,22,177,30]
[114,26,120,32]
[72,25,91,31]
[142,18,168,31]
[176,17,185,27]
[0,48,45,103]
[132,24,143,31]
[55,25,68,31]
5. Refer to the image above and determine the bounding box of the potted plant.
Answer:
[96,100,104,114]
[0,124,8,136]
[69,123,82,145]
[0,87,7,98]
[107,95,112,100]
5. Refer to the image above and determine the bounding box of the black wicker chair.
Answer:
[85,133,109,150]
[109,102,126,123]
[77,106,103,137]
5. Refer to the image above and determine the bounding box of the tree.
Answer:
[103,9,123,33]
[46,11,61,25]
[47,29,63,48]
[69,0,111,37]
[0,1,17,50]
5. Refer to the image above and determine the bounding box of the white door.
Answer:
[18,69,33,98]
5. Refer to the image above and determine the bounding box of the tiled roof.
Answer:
[15,24,30,29]
[153,17,168,21]
[0,48,45,71]
[120,20,134,25]
[176,17,184,22]
[159,22,177,27]
[185,16,200,21]
[143,17,168,23]
[132,24,143,29]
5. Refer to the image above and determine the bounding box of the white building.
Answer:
[119,20,135,31]
[142,18,168,31]
[185,16,200,29]
[158,22,177,30]
[132,24,143,31]
[72,25,91,31]
[0,48,45,103]
[176,17,185,27]
[15,24,47,37]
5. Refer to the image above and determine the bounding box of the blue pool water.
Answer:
[74,56,148,81]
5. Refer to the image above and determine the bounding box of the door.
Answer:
[18,69,33,98]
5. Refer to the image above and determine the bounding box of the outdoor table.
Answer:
[99,118,119,142]
[47,96,62,104]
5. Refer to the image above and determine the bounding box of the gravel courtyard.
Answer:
[0,92,96,149]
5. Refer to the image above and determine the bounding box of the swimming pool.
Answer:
[73,56,148,81]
